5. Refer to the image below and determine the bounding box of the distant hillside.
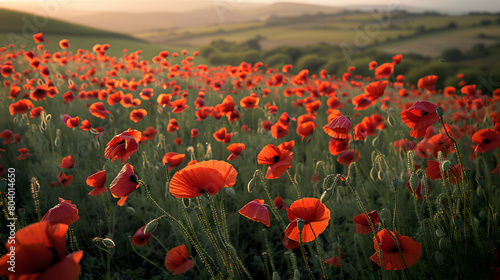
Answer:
[0,8,142,41]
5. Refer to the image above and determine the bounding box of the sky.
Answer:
[0,0,499,14]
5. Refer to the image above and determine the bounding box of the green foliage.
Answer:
[441,48,464,62]
[295,54,324,73]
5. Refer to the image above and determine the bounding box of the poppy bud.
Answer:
[247,177,256,193]
[126,207,135,214]
[391,177,398,191]
[337,235,343,244]
[0,178,6,193]
[407,151,415,171]
[476,176,484,188]
[102,238,116,248]
[182,198,191,208]
[272,272,280,280]
[441,161,450,172]
[436,106,443,118]
[144,218,159,234]
[410,173,419,192]
[297,219,305,234]
[320,189,333,204]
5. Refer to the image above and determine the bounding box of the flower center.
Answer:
[483,138,491,144]
[129,174,138,184]
[272,155,280,163]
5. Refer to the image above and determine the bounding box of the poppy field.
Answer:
[0,32,500,280]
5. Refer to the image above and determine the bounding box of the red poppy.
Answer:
[141,127,158,142]
[329,135,350,156]
[157,93,173,108]
[271,122,290,139]
[165,245,194,275]
[281,232,300,249]
[30,106,44,118]
[392,54,403,65]
[417,75,438,93]
[278,140,295,151]
[353,210,380,234]
[86,170,107,196]
[213,127,233,143]
[63,114,79,128]
[374,63,394,79]
[130,109,147,123]
[191,128,200,138]
[364,80,388,105]
[131,225,152,247]
[337,150,360,166]
[89,102,110,119]
[257,144,293,179]
[30,84,49,101]
[240,95,260,109]
[162,152,186,171]
[323,115,352,139]
[0,222,83,280]
[1,64,14,77]
[167,118,179,133]
[171,98,188,113]
[57,171,74,187]
[472,128,500,153]
[169,160,237,198]
[274,196,288,210]
[104,129,142,163]
[59,39,70,49]
[9,99,34,115]
[284,198,330,243]
[239,199,270,227]
[80,119,92,131]
[110,163,140,206]
[139,88,154,100]
[33,32,50,43]
[41,198,79,225]
[370,229,422,270]
[425,160,462,184]
[0,129,13,144]
[59,155,75,168]
[227,143,245,160]
[400,101,440,138]
[325,256,343,267]
[17,148,32,160]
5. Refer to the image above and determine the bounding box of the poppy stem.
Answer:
[256,170,286,229]
[130,243,168,273]
[286,169,302,199]
[298,233,316,280]
[310,225,328,279]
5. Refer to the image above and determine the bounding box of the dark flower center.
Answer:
[483,138,491,144]
[117,139,125,145]
[50,247,60,265]
[272,155,280,163]
[129,174,138,184]
[420,110,428,116]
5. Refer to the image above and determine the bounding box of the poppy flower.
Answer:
[57,171,73,187]
[370,229,422,270]
[425,160,462,184]
[191,128,200,138]
[80,119,92,131]
[63,114,79,128]
[171,98,188,113]
[130,109,147,123]
[271,122,289,139]
[110,163,140,206]
[59,39,70,49]
[139,88,154,100]
[329,136,350,156]
[239,199,270,227]
[325,256,343,267]
[165,245,194,275]
[131,225,152,247]
[278,140,295,151]
[417,75,438,93]
[86,170,107,196]
[0,129,13,144]
[169,160,237,198]
[17,148,32,160]
[1,64,14,77]
[392,54,403,65]
[281,232,300,249]
[167,118,179,133]
[364,80,388,104]
[104,129,142,163]
[213,127,232,143]
[30,84,49,101]
[400,101,440,138]
[0,222,83,280]
[257,144,293,179]
[337,150,360,166]
[157,93,173,108]
[141,127,158,142]
[162,152,186,171]
[59,155,75,168]
[9,99,34,115]
[33,32,50,43]
[353,210,380,234]
[227,143,245,160]
[374,63,394,79]
[41,198,79,225]
[30,106,44,118]
[274,196,288,210]
[472,128,500,153]
[240,95,260,109]
[297,121,315,141]
[323,115,352,139]
[89,102,110,119]
[284,198,331,243]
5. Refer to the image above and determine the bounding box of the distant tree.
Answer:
[480,19,492,26]
[241,50,262,64]
[415,25,426,34]
[447,21,458,28]
[466,43,489,57]
[296,54,324,73]
[265,53,292,69]
[441,48,464,62]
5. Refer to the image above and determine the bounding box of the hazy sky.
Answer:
[1,0,499,14]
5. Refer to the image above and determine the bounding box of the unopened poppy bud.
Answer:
[441,161,450,172]
[144,219,159,234]
[272,272,280,280]
[247,177,256,193]
[407,151,415,171]
[410,173,419,192]
[320,189,333,204]
[297,219,305,234]
[164,162,169,170]
[476,176,484,188]
[372,136,379,146]
[102,238,115,248]
[126,207,135,214]
[182,198,191,208]
[436,106,443,118]
[337,235,343,244]
[377,170,385,181]
[391,177,398,191]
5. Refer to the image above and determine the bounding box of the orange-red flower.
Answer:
[353,210,380,234]
[59,155,75,168]
[274,196,288,210]
[374,63,394,79]
[371,229,422,270]
[417,75,438,93]
[165,245,194,275]
[337,150,360,166]
[425,160,462,184]
[227,143,245,160]
[257,144,293,179]
[110,163,140,206]
[89,102,110,119]
[169,160,237,198]
[30,106,44,118]
[63,114,79,128]
[17,148,32,160]
[41,198,79,225]
[323,115,352,139]
[130,109,147,123]
[86,170,107,196]
[59,39,70,49]
[0,222,83,280]
[104,129,142,163]
[401,101,439,138]
[162,152,186,171]
[9,99,34,115]
[472,128,500,153]
[239,199,270,227]
[240,94,260,109]
[213,127,232,143]
[131,225,151,247]
[0,129,13,144]
[284,198,330,243]
[171,98,188,113]
[141,127,158,142]
[57,171,73,187]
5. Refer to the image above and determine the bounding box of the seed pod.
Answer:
[102,238,115,248]
[247,177,257,193]
[441,161,450,172]
[436,107,443,118]
[297,219,305,234]
[144,219,159,234]
[410,173,419,192]
[320,189,333,204]
[391,177,398,191]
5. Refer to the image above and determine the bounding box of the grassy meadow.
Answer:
[0,6,500,280]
